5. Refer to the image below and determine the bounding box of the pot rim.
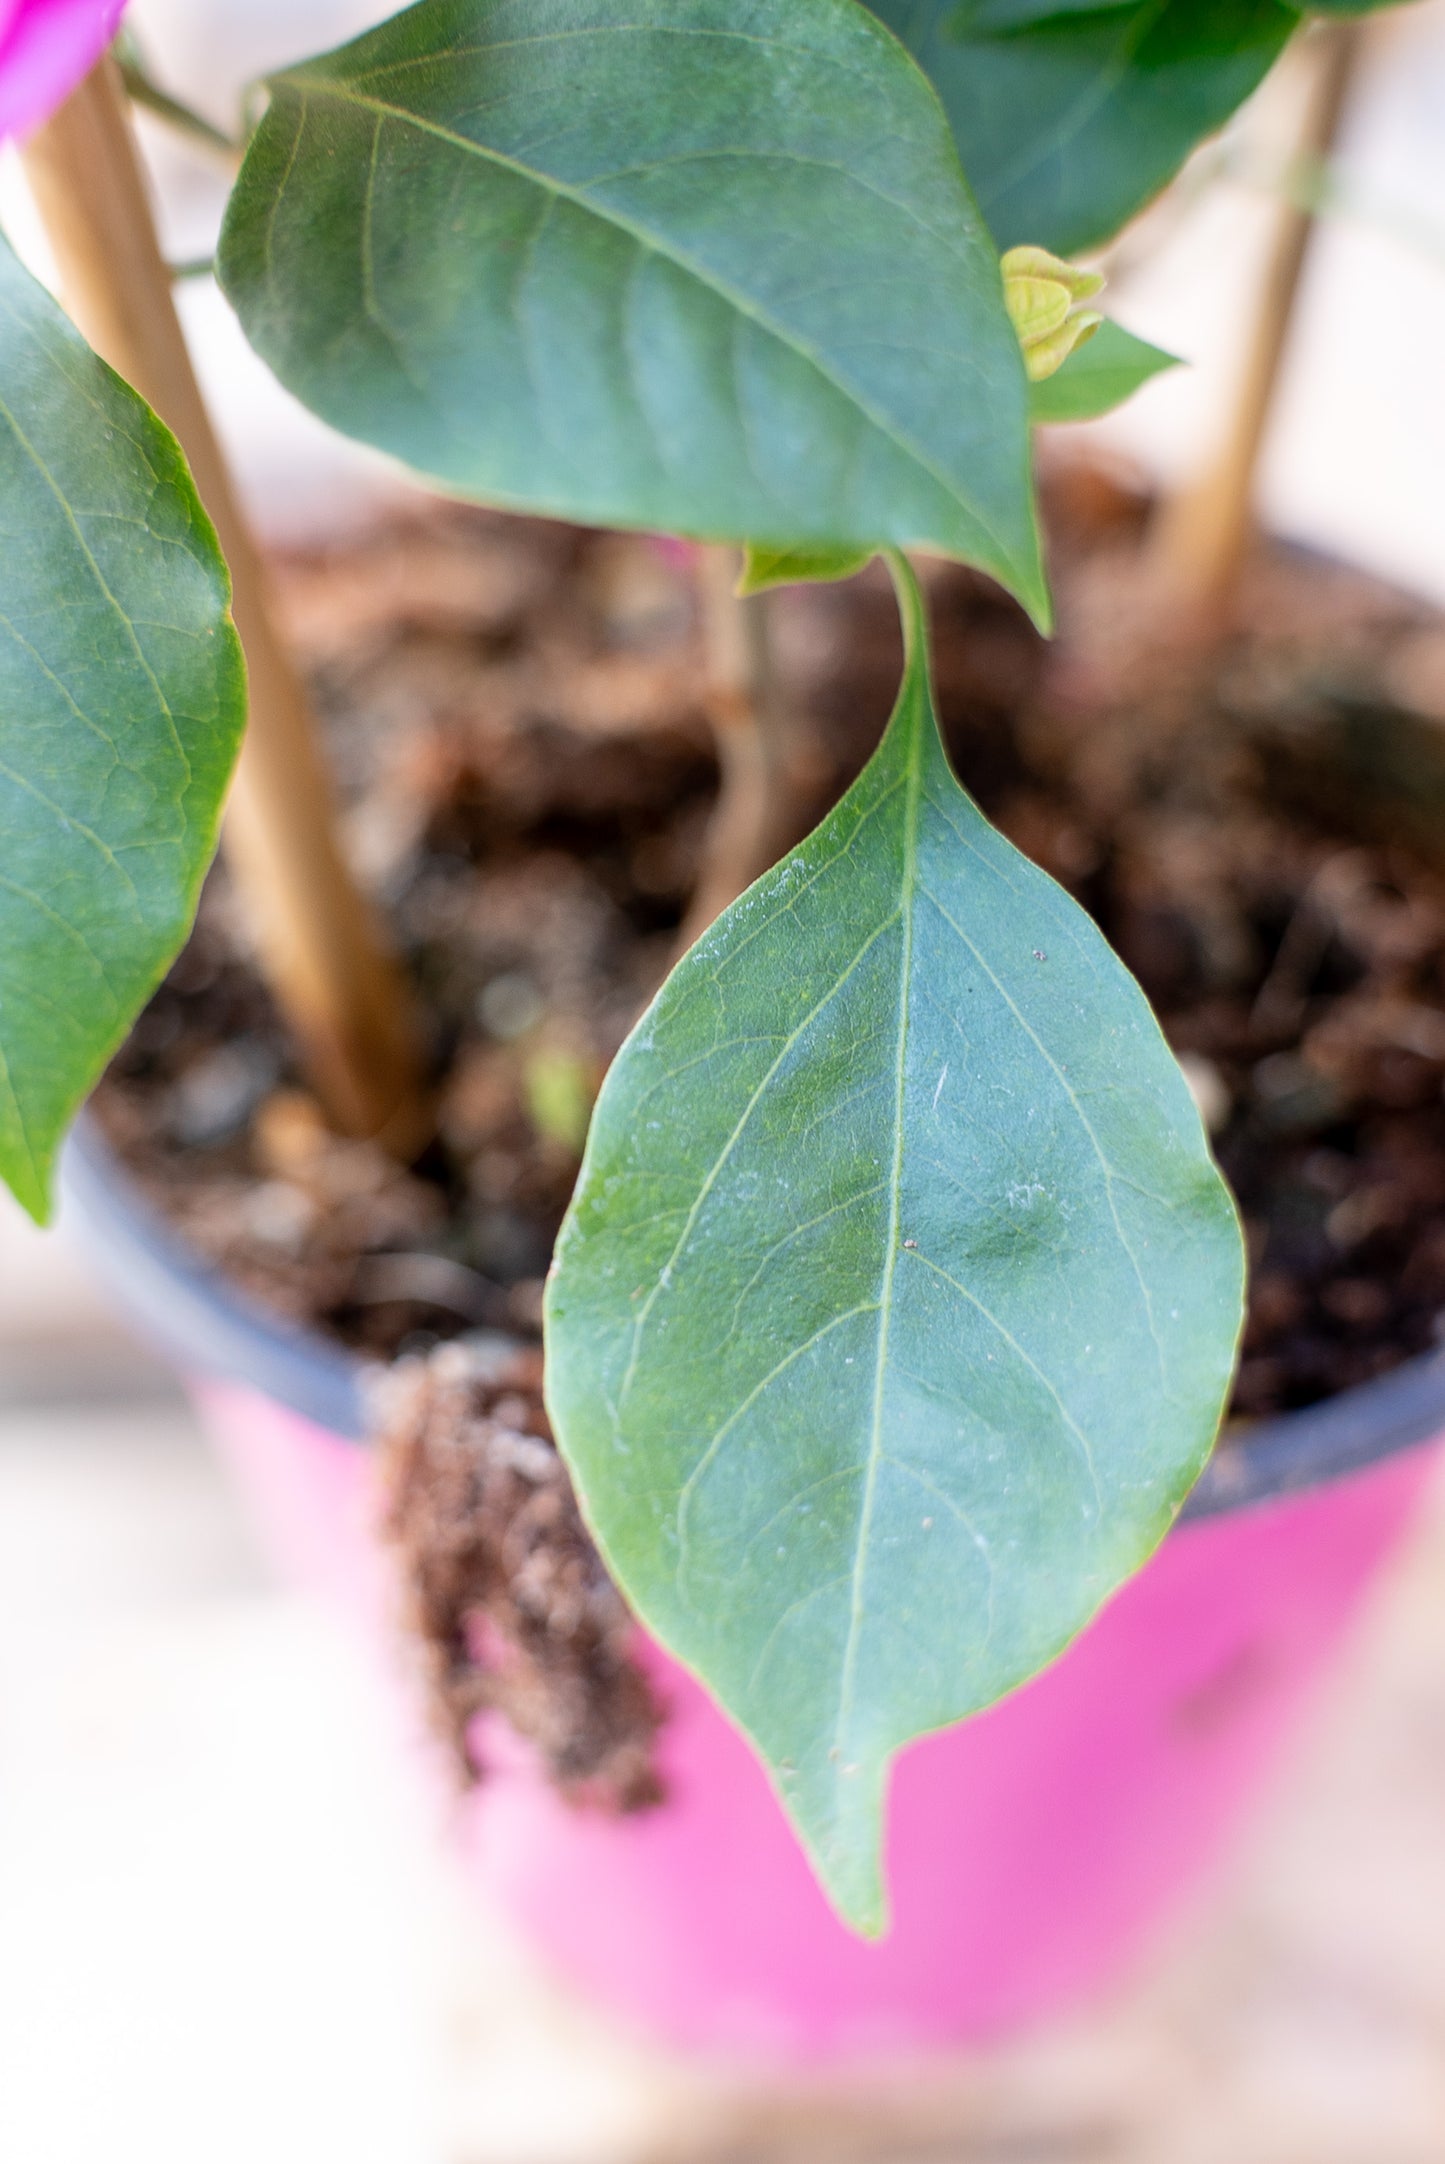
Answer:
[60,1113,1445,1521]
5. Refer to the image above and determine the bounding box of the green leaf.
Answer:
[955,0,1137,23]
[218,0,1046,619]
[0,231,246,1222]
[525,1045,597,1155]
[867,0,1299,255]
[738,544,874,595]
[1029,317,1179,422]
[545,555,1244,1933]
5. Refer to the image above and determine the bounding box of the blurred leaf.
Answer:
[525,1047,597,1156]
[1029,317,1179,421]
[0,231,245,1221]
[868,0,1299,254]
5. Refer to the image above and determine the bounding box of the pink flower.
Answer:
[0,0,125,139]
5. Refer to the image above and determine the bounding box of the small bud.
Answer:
[1001,244,1106,383]
[1022,309,1104,382]
[1001,245,1104,306]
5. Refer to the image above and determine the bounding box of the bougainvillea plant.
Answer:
[0,0,1407,1930]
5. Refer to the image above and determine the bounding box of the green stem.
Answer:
[678,546,800,952]
[115,48,241,162]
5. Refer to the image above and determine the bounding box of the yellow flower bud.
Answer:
[1001,244,1106,383]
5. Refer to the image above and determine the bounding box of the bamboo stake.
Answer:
[1149,21,1362,623]
[678,548,794,952]
[21,57,427,1149]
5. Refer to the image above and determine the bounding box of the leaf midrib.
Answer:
[830,671,923,1777]
[615,875,906,1442]
[268,72,1020,574]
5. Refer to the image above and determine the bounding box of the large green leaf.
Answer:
[545,556,1244,1933]
[868,0,1299,255]
[0,231,245,1222]
[218,0,1045,616]
[1029,317,1179,422]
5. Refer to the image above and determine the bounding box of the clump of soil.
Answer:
[376,1337,664,1809]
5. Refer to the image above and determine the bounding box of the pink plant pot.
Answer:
[62,1123,1445,2059]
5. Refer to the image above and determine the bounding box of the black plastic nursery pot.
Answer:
[60,1112,1445,2059]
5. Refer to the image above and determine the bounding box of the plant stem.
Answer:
[21,58,429,1151]
[115,55,241,164]
[1148,20,1361,622]
[678,547,796,952]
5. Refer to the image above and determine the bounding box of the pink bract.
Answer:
[0,0,125,140]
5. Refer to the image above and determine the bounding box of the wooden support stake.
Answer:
[679,547,795,952]
[21,56,427,1149]
[1149,22,1361,625]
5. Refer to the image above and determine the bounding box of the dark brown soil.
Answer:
[375,1338,664,1808]
[95,465,1445,1427]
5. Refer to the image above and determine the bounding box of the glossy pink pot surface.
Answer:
[194,1374,1439,2060]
